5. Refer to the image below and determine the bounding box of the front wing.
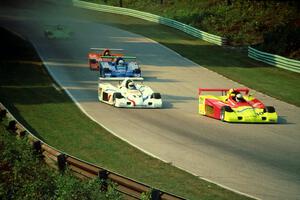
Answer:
[114,98,162,108]
[222,108,278,123]
[99,77,144,81]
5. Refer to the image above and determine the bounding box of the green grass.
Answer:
[0,123,119,200]
[87,0,299,50]
[69,8,300,106]
[0,28,251,199]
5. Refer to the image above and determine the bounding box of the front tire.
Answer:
[220,108,226,122]
[113,92,123,105]
[133,68,141,74]
[264,106,275,113]
[98,88,102,102]
[151,93,161,99]
[220,106,233,122]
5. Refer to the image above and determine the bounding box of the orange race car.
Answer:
[88,48,124,70]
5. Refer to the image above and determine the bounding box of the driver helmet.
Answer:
[128,82,135,90]
[236,93,243,101]
[103,49,111,56]
[118,59,124,65]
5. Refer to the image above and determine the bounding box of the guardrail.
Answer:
[72,0,300,73]
[72,0,226,46]
[248,47,300,73]
[0,102,185,200]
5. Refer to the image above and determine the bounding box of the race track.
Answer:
[1,1,300,199]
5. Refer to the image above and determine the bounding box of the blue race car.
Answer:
[99,56,143,80]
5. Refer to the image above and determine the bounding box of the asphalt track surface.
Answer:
[1,1,300,199]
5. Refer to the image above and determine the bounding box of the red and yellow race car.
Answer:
[88,48,124,70]
[198,88,278,123]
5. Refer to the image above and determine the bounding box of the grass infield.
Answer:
[0,27,252,199]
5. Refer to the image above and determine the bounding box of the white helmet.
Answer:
[236,93,243,101]
[128,82,135,90]
[118,59,124,65]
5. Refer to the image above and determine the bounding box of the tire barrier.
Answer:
[0,102,185,200]
[248,46,300,73]
[72,0,226,46]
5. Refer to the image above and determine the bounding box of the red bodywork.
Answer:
[199,88,265,119]
[88,48,123,70]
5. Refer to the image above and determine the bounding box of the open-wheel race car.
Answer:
[98,56,143,80]
[44,25,73,39]
[88,48,123,70]
[98,78,162,108]
[198,88,278,123]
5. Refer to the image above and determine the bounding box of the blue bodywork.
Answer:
[99,59,142,78]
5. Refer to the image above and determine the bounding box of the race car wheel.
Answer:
[220,106,233,121]
[133,68,141,74]
[113,92,123,100]
[103,68,111,73]
[223,106,233,112]
[264,106,276,113]
[113,92,124,106]
[220,107,226,121]
[151,93,161,99]
[101,68,111,77]
[99,67,103,76]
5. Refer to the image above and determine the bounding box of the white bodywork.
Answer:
[98,78,162,108]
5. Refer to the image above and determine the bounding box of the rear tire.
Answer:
[151,93,161,99]
[264,106,275,113]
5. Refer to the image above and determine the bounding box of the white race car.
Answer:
[98,78,162,108]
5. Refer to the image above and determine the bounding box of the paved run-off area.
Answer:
[0,1,299,199]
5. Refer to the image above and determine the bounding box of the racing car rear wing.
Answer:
[100,56,137,60]
[90,48,124,51]
[198,88,249,95]
[99,77,144,81]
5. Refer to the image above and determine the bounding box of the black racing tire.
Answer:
[103,68,111,73]
[99,66,103,76]
[220,106,233,122]
[133,68,141,74]
[113,92,123,100]
[101,67,111,77]
[220,107,226,122]
[89,65,94,71]
[264,106,275,113]
[151,93,161,99]
[223,106,233,112]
